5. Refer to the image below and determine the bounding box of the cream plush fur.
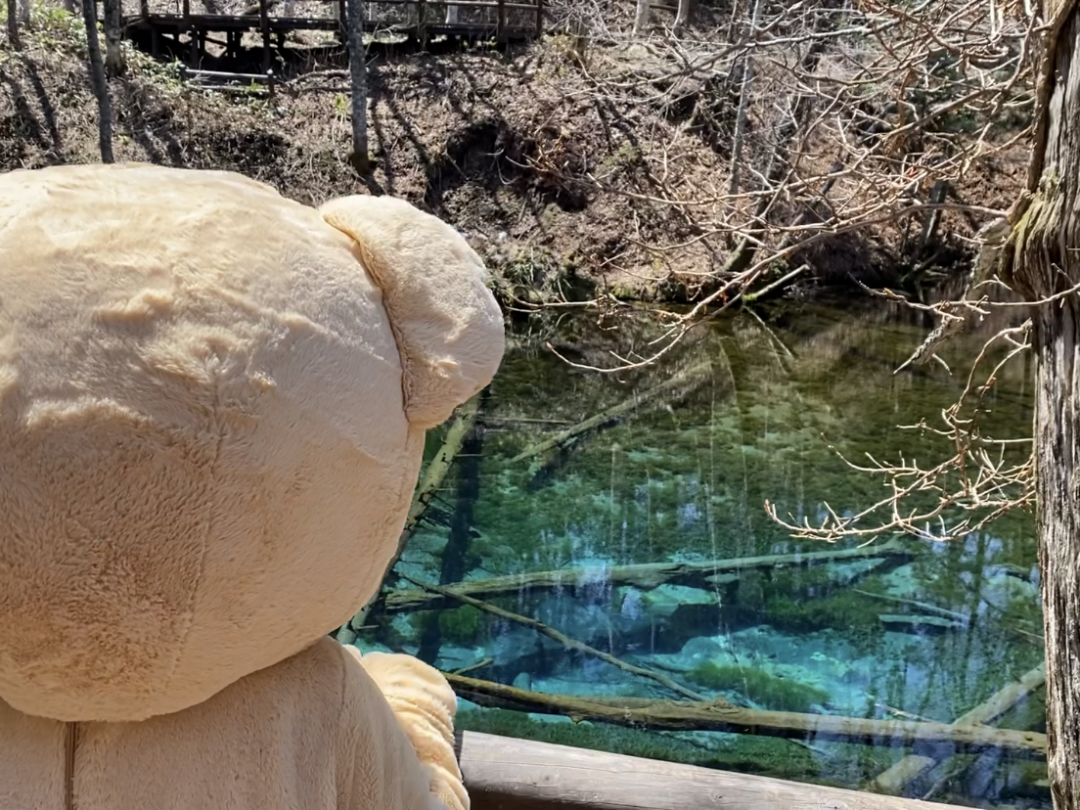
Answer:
[0,639,466,810]
[0,163,503,809]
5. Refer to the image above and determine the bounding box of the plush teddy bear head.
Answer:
[0,164,504,723]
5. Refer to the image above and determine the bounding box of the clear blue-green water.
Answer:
[355,300,1046,808]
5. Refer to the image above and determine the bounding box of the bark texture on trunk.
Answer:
[672,0,690,33]
[344,0,369,175]
[632,0,649,37]
[103,0,125,76]
[6,0,19,49]
[80,0,115,163]
[1010,7,1080,808]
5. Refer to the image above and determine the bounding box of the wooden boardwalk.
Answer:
[119,0,543,83]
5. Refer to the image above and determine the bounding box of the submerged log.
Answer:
[457,731,980,810]
[854,588,971,625]
[343,396,482,634]
[877,614,966,633]
[386,538,914,612]
[397,395,484,556]
[508,360,714,464]
[417,399,488,665]
[403,574,712,702]
[869,663,1047,795]
[446,675,1047,756]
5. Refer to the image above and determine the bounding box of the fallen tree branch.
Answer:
[868,663,1047,794]
[508,360,713,464]
[446,675,1047,756]
[853,588,971,626]
[402,574,714,703]
[451,657,494,676]
[386,538,915,612]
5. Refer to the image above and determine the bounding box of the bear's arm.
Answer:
[338,645,468,810]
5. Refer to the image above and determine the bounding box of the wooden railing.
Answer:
[117,0,544,80]
[126,0,544,40]
[457,732,979,810]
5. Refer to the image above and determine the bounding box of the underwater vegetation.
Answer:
[438,606,484,645]
[762,591,881,636]
[686,662,830,712]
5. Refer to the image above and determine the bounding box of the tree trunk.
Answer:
[6,0,19,49]
[102,0,124,76]
[344,0,369,175]
[632,0,648,37]
[727,0,762,196]
[672,0,690,34]
[80,0,115,163]
[1009,4,1080,807]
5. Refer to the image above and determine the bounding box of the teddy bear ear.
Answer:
[319,195,505,429]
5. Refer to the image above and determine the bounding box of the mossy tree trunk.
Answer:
[1009,2,1080,807]
[80,0,114,163]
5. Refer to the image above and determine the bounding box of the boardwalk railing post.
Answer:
[258,0,272,75]
[139,0,148,18]
[496,0,504,41]
[182,0,195,67]
[534,0,541,37]
[418,0,427,49]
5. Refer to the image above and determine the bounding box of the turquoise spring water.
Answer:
[356,299,1046,808]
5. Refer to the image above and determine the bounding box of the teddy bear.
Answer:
[0,163,505,810]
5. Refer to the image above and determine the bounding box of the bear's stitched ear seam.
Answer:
[319,195,505,430]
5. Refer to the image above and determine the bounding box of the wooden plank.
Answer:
[358,0,533,9]
[127,13,533,30]
[456,731,978,810]
[185,67,271,79]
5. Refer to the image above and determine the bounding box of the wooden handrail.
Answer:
[456,731,980,810]
[150,0,538,7]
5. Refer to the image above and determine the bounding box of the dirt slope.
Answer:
[0,9,1030,303]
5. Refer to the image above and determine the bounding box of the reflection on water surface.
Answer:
[356,301,1045,808]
